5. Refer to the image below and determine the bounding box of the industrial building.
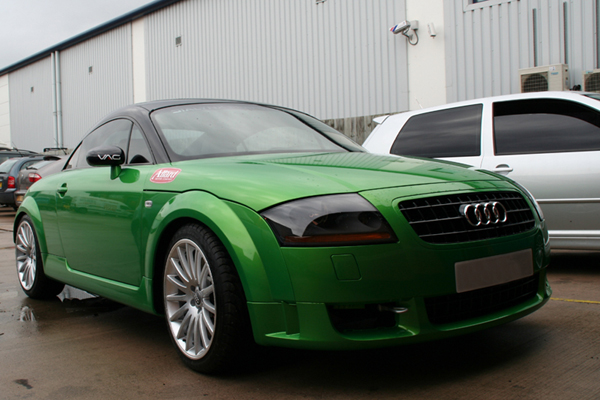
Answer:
[0,0,599,151]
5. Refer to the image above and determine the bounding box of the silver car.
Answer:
[363,91,600,250]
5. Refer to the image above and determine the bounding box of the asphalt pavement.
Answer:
[1,206,599,399]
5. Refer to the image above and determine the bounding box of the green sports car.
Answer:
[15,100,551,373]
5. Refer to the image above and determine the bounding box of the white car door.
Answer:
[481,97,600,250]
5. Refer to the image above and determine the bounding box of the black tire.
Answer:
[15,215,64,299]
[163,223,252,373]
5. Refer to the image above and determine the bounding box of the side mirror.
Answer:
[86,146,125,167]
[86,146,125,180]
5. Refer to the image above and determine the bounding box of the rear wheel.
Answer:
[15,216,64,299]
[163,223,252,373]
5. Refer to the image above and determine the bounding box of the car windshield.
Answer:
[0,159,19,173]
[151,103,350,160]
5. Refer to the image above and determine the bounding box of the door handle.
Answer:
[491,164,513,174]
[57,183,68,197]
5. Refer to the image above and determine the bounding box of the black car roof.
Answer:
[97,99,314,126]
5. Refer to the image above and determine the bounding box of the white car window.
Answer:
[493,99,600,155]
[390,105,483,158]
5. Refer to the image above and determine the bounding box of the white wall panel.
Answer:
[59,24,134,147]
[8,58,55,151]
[445,0,598,103]
[404,1,448,110]
[145,0,409,119]
[132,18,147,103]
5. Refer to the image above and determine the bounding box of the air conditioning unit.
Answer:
[519,64,569,93]
[583,69,600,92]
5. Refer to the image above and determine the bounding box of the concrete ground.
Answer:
[1,207,599,399]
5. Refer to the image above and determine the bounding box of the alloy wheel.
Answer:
[164,238,216,360]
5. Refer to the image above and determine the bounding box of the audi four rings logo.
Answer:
[459,202,508,227]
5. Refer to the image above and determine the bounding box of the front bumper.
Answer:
[245,183,551,349]
[248,271,550,349]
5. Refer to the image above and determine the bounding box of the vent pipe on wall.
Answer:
[563,2,569,66]
[597,0,600,68]
[55,51,63,147]
[533,9,539,67]
[51,51,63,148]
[51,53,58,148]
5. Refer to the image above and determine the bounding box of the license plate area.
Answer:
[455,249,533,293]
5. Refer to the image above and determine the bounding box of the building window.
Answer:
[464,0,515,11]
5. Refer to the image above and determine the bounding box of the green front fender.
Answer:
[144,191,294,305]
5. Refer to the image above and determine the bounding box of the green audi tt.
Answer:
[15,100,551,373]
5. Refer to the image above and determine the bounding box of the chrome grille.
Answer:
[398,191,535,244]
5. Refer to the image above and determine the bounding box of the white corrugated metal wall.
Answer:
[8,58,55,150]
[60,25,134,147]
[0,75,10,146]
[444,0,598,103]
[6,25,134,151]
[7,0,599,150]
[145,0,409,121]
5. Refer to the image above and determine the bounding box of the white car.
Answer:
[363,91,600,250]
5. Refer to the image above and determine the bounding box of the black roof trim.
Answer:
[0,0,181,76]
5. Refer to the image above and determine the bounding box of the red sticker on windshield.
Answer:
[150,168,181,183]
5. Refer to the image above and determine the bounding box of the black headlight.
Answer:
[261,194,398,247]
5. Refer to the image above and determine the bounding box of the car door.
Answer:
[481,98,600,246]
[387,104,485,167]
[56,119,156,286]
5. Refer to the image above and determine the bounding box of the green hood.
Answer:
[160,152,500,211]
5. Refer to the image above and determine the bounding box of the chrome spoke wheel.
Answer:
[16,219,37,291]
[164,238,216,360]
[14,215,64,299]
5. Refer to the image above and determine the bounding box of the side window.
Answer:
[67,119,133,169]
[127,126,153,164]
[390,105,482,158]
[494,99,600,155]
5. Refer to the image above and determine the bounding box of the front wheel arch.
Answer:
[145,191,277,314]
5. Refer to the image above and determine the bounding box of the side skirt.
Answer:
[43,254,157,315]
